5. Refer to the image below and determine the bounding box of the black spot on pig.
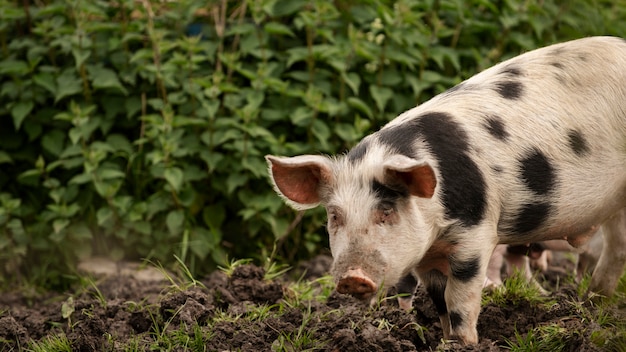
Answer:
[500,66,522,76]
[567,129,589,156]
[371,180,408,204]
[512,202,551,234]
[378,112,487,227]
[483,116,509,141]
[550,62,565,70]
[495,81,523,100]
[449,256,480,282]
[348,139,369,163]
[378,122,420,158]
[417,113,487,227]
[519,149,555,196]
[449,311,463,330]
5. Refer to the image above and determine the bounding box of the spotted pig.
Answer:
[266,36,626,345]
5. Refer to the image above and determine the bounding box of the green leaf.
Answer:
[203,204,226,231]
[188,227,213,260]
[164,167,184,193]
[342,72,361,95]
[290,106,314,126]
[166,209,184,236]
[98,168,126,180]
[369,85,393,112]
[93,179,122,198]
[226,173,248,194]
[311,120,330,149]
[132,221,152,235]
[264,22,295,37]
[268,0,306,17]
[106,134,133,154]
[0,151,13,164]
[88,65,128,95]
[11,101,34,130]
[334,123,359,142]
[53,218,70,234]
[55,70,83,102]
[97,207,114,226]
[347,97,373,119]
[33,72,56,94]
[41,129,66,156]
[199,150,224,172]
[0,60,29,75]
[72,48,91,70]
[61,297,74,319]
[69,173,91,185]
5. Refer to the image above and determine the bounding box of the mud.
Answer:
[0,255,622,351]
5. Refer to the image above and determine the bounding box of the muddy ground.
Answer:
[0,254,624,351]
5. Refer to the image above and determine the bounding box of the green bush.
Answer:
[0,0,624,288]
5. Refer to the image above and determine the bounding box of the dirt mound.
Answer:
[0,258,621,351]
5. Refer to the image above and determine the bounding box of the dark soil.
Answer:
[0,254,621,351]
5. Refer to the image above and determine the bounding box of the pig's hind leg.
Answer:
[590,208,626,296]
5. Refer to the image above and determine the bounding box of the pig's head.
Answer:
[266,146,439,301]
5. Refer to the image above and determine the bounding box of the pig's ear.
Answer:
[265,155,333,210]
[383,155,437,199]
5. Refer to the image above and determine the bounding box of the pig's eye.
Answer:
[376,203,395,224]
[327,207,344,228]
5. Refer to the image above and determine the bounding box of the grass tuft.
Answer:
[27,334,72,352]
[482,269,556,308]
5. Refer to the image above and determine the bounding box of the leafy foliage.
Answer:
[0,0,624,287]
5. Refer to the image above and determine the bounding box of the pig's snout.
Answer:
[336,268,377,299]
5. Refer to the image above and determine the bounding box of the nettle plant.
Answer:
[0,0,623,287]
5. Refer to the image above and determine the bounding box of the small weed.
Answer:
[169,324,208,352]
[270,305,327,351]
[218,258,253,277]
[284,274,335,308]
[245,303,280,321]
[374,317,395,331]
[121,337,141,352]
[264,245,291,281]
[173,254,205,289]
[401,321,428,344]
[503,324,570,352]
[26,334,72,352]
[264,260,291,281]
[483,269,555,308]
[210,308,242,324]
[61,296,74,328]
[145,257,203,292]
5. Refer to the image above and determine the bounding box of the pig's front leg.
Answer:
[444,237,496,344]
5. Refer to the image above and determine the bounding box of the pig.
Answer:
[266,36,626,345]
